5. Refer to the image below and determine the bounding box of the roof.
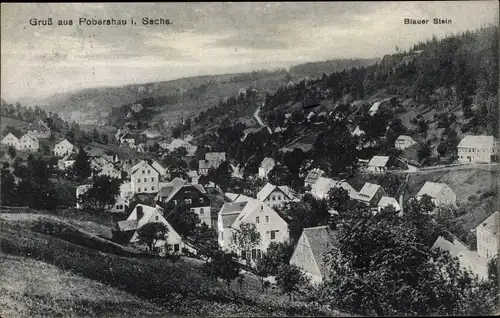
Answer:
[199,160,212,169]
[368,155,390,167]
[358,182,384,201]
[458,135,498,148]
[28,119,50,132]
[130,160,160,175]
[432,236,470,258]
[280,143,313,153]
[260,157,275,169]
[2,132,20,140]
[333,180,357,197]
[219,201,248,227]
[476,211,498,235]
[396,135,416,143]
[156,178,188,202]
[352,126,365,136]
[205,152,226,161]
[20,134,38,142]
[312,177,335,192]
[231,199,264,229]
[416,182,450,199]
[302,225,337,277]
[457,250,489,280]
[117,219,139,231]
[305,168,325,185]
[187,170,199,178]
[257,183,277,201]
[129,204,158,229]
[377,196,401,211]
[277,186,298,200]
[369,101,381,113]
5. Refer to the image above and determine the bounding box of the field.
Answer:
[1,116,30,130]
[0,211,343,317]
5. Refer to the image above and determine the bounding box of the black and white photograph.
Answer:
[1,2,499,316]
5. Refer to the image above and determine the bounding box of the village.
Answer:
[1,103,498,286]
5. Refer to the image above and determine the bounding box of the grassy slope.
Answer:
[0,253,165,318]
[1,117,30,130]
[0,213,342,316]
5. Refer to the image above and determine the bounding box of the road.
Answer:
[253,105,273,134]
[361,163,499,175]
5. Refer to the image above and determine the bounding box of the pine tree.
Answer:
[73,145,91,182]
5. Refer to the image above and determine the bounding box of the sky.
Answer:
[1,2,498,102]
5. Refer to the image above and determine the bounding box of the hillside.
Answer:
[6,58,379,127]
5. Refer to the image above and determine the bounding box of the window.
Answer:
[142,170,145,174]
[260,205,263,211]
[270,230,276,240]
[138,179,141,183]
[138,188,141,192]
[265,216,269,223]
[185,198,192,205]
[272,196,275,201]
[147,170,151,174]
[252,249,256,259]
[144,178,147,182]
[199,198,204,203]
[174,244,180,252]
[152,186,155,191]
[256,217,260,224]
[200,208,204,215]
[155,215,159,221]
[151,177,155,182]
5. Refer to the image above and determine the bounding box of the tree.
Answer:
[202,249,241,286]
[192,223,220,259]
[7,146,16,159]
[73,145,91,182]
[231,222,261,264]
[327,187,350,214]
[417,142,432,163]
[164,205,201,237]
[1,162,17,206]
[255,256,273,292]
[136,222,169,254]
[78,175,122,210]
[262,240,295,275]
[275,264,307,301]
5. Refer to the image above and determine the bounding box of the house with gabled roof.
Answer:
[290,225,337,284]
[476,211,499,259]
[395,135,417,150]
[17,134,39,152]
[224,193,254,203]
[155,178,212,227]
[367,155,390,172]
[1,132,20,148]
[258,157,276,179]
[310,177,357,200]
[304,168,325,187]
[217,199,289,261]
[167,138,197,156]
[457,135,500,164]
[130,160,160,194]
[98,162,122,179]
[116,204,184,255]
[416,181,456,207]
[377,196,401,215]
[54,139,74,157]
[356,182,387,206]
[256,183,299,209]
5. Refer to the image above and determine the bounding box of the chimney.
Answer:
[136,205,144,220]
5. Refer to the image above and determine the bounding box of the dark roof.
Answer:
[302,225,337,277]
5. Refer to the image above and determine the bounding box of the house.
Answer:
[198,152,227,175]
[356,182,387,206]
[27,119,51,138]
[1,132,19,148]
[304,168,325,187]
[141,129,162,139]
[395,135,417,150]
[310,177,357,200]
[457,135,500,164]
[258,157,276,179]
[155,178,212,227]
[136,143,147,153]
[367,155,390,172]
[76,184,129,213]
[188,170,199,184]
[224,193,254,202]
[151,160,167,180]
[432,236,489,281]
[17,134,39,152]
[351,126,365,137]
[416,182,456,207]
[289,225,337,284]
[256,183,299,209]
[114,128,130,142]
[120,133,135,145]
[90,156,109,171]
[217,199,289,261]
[54,139,74,157]
[130,160,160,194]
[116,204,184,255]
[377,196,402,214]
[166,139,198,156]
[476,211,499,259]
[98,162,122,179]
[369,101,381,116]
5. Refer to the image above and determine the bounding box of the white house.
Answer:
[367,155,390,172]
[310,177,357,200]
[289,225,336,284]
[27,120,51,139]
[58,153,77,170]
[356,182,387,206]
[17,134,39,152]
[457,135,500,164]
[1,132,19,148]
[141,129,162,139]
[258,157,276,179]
[395,135,417,150]
[476,211,499,259]
[256,183,299,209]
[304,168,325,187]
[377,196,402,215]
[151,160,167,180]
[54,139,74,157]
[166,139,198,156]
[432,235,489,281]
[117,204,184,255]
[130,160,160,194]
[416,181,456,207]
[218,199,289,261]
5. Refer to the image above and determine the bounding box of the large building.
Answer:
[290,225,337,284]
[130,160,160,194]
[54,139,74,157]
[457,135,500,164]
[476,211,499,259]
[17,134,39,152]
[256,183,299,209]
[1,132,20,148]
[395,135,417,150]
[217,199,289,262]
